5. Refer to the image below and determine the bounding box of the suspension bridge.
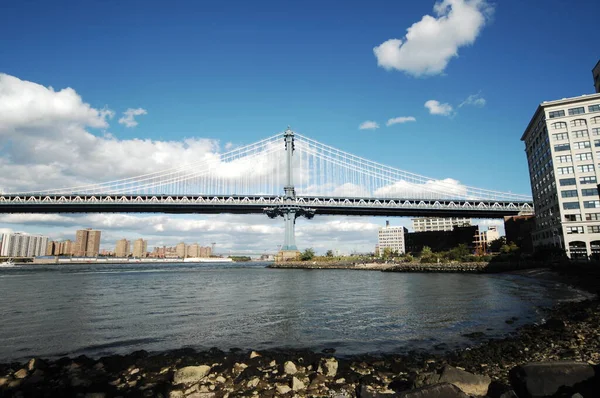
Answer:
[0,128,533,253]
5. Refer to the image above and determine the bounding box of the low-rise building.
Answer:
[404,225,479,254]
[378,221,408,255]
[504,215,536,253]
[412,217,472,232]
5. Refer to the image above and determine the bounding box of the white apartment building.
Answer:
[522,92,600,258]
[412,217,472,232]
[378,221,408,255]
[1,233,49,257]
[477,226,500,249]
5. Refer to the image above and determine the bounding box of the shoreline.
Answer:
[2,267,600,396]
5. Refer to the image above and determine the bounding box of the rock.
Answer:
[399,383,469,398]
[309,374,328,389]
[27,358,45,371]
[216,375,226,383]
[545,318,567,331]
[130,367,140,375]
[84,394,107,398]
[25,369,45,384]
[284,361,297,375]
[437,365,491,396]
[168,391,184,398]
[509,361,595,398]
[276,383,292,394]
[14,368,28,379]
[233,363,248,374]
[173,365,212,385]
[291,376,305,391]
[318,357,338,377]
[250,351,261,359]
[247,377,260,388]
[0,377,8,387]
[187,393,216,398]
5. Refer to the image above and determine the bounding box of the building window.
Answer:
[549,110,565,118]
[592,116,600,124]
[577,164,595,173]
[565,214,582,221]
[582,188,598,196]
[575,152,593,161]
[590,105,600,113]
[593,128,600,136]
[563,201,581,209]
[554,143,571,152]
[556,154,572,163]
[567,226,585,234]
[586,213,600,221]
[571,119,587,127]
[584,200,600,208]
[552,132,568,140]
[561,190,578,198]
[552,122,567,130]
[560,178,577,186]
[573,130,589,138]
[595,139,600,147]
[573,141,591,149]
[588,226,600,234]
[580,176,597,184]
[557,166,574,174]
[568,107,585,115]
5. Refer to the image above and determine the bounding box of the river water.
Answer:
[0,262,588,362]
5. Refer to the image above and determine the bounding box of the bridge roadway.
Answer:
[0,194,533,218]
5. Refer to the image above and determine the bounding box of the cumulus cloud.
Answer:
[373,0,493,76]
[459,92,486,108]
[425,100,453,116]
[386,116,416,126]
[118,107,147,128]
[359,120,380,130]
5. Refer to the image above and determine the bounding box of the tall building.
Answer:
[377,221,408,255]
[593,60,600,94]
[475,226,500,253]
[0,233,49,257]
[504,215,536,254]
[412,217,471,232]
[187,243,200,258]
[522,88,600,258]
[74,229,101,257]
[199,246,212,257]
[115,239,130,257]
[176,242,187,258]
[132,239,147,258]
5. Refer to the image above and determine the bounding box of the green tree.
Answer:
[300,248,315,261]
[420,246,433,257]
[489,237,507,253]
[325,250,334,257]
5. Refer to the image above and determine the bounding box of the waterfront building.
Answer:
[46,241,55,256]
[594,60,600,93]
[187,243,200,258]
[404,225,479,254]
[412,217,471,232]
[115,239,130,257]
[132,239,147,258]
[504,215,536,253]
[378,221,408,255]
[199,246,212,257]
[522,90,600,258]
[74,229,101,257]
[1,233,49,257]
[176,242,186,258]
[475,226,501,254]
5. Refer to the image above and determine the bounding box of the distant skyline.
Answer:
[0,0,598,253]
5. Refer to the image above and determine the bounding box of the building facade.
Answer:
[1,233,49,257]
[475,226,500,254]
[176,242,187,258]
[132,239,147,258]
[522,92,600,258]
[115,239,130,257]
[504,215,536,253]
[412,217,472,232]
[377,221,408,255]
[404,225,478,254]
[594,60,600,94]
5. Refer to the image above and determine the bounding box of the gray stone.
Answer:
[509,361,595,398]
[276,383,292,394]
[319,357,339,377]
[168,391,184,398]
[173,365,212,385]
[399,383,469,398]
[437,365,491,396]
[284,361,297,375]
[292,376,305,391]
[249,351,261,359]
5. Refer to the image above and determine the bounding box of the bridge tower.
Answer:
[264,127,314,260]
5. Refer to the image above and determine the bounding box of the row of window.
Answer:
[567,225,600,234]
[549,106,600,119]
[561,188,598,198]
[554,140,600,152]
[556,152,595,163]
[557,164,596,174]
[551,128,600,140]
[563,200,600,210]
[559,176,598,186]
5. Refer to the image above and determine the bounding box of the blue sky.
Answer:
[0,0,598,252]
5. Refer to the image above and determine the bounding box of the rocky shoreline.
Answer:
[2,267,600,397]
[268,261,533,273]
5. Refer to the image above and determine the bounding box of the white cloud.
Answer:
[386,116,416,126]
[359,120,380,130]
[459,92,486,108]
[373,0,493,76]
[118,107,147,128]
[424,100,453,116]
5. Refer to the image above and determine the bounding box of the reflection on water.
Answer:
[0,262,587,361]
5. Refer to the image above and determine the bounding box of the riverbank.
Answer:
[2,266,600,397]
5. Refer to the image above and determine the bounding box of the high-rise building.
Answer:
[74,229,101,257]
[132,238,147,258]
[176,242,187,258]
[0,233,49,257]
[593,60,600,94]
[199,246,212,258]
[115,239,130,257]
[187,243,200,258]
[412,217,472,232]
[522,83,600,258]
[377,221,408,255]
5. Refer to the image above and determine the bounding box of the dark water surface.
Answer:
[0,262,588,361]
